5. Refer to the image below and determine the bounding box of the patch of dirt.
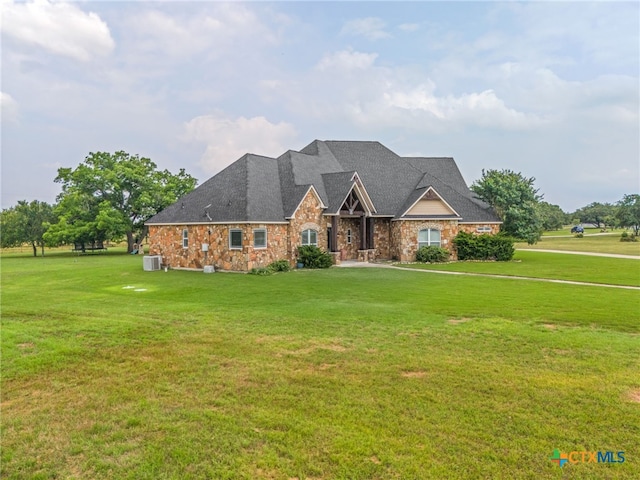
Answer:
[448,318,472,324]
[401,371,428,378]
[318,363,336,370]
[542,324,557,330]
[284,343,349,355]
[627,389,640,403]
[370,456,382,464]
[17,343,35,349]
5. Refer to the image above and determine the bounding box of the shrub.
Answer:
[575,233,583,238]
[248,260,292,275]
[269,259,291,271]
[297,245,333,268]
[453,231,515,261]
[416,246,450,263]
[620,232,638,242]
[249,267,272,276]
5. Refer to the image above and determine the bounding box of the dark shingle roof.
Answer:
[146,140,500,224]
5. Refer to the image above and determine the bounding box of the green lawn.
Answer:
[520,232,640,255]
[398,250,640,287]
[2,254,639,479]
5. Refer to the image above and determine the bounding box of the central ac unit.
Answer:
[143,255,162,271]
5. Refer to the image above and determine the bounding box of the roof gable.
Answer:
[402,186,459,217]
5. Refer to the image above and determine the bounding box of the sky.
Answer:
[1,1,638,212]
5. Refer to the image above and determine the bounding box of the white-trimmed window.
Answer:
[347,228,352,244]
[418,228,441,248]
[182,229,188,248]
[229,229,243,250]
[253,229,267,249]
[301,229,317,246]
[476,226,493,233]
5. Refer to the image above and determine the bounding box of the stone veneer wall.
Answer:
[372,218,391,259]
[335,217,361,260]
[390,220,459,262]
[148,223,289,271]
[288,189,327,264]
[458,223,501,235]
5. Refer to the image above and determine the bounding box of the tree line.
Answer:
[471,169,640,243]
[1,154,638,256]
[1,152,197,256]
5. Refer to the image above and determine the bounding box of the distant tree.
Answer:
[471,169,543,244]
[0,200,56,256]
[616,194,640,235]
[536,201,567,231]
[45,151,197,252]
[573,202,616,229]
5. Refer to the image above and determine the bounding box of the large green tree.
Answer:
[0,200,56,257]
[471,169,543,244]
[616,194,640,235]
[45,151,197,252]
[572,202,616,229]
[536,201,567,231]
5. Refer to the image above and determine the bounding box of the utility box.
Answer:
[202,243,209,252]
[143,255,162,271]
[203,265,215,274]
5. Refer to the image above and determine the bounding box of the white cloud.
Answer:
[340,17,391,40]
[294,49,544,132]
[183,113,297,173]
[398,23,419,32]
[316,49,378,71]
[128,3,280,60]
[1,0,114,61]
[0,92,19,124]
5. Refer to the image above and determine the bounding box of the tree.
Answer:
[572,202,616,229]
[45,151,197,252]
[471,169,542,244]
[0,200,56,256]
[616,194,640,235]
[536,201,567,231]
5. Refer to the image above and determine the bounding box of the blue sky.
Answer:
[2,1,638,211]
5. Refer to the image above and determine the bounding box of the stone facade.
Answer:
[148,205,501,270]
[148,223,289,271]
[335,217,361,260]
[287,189,327,265]
[458,223,501,235]
[390,220,459,262]
[372,218,391,260]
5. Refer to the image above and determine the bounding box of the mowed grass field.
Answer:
[2,253,640,479]
[520,231,640,256]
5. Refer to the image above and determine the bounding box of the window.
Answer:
[253,229,267,249]
[347,228,352,244]
[301,229,317,246]
[182,229,188,248]
[476,226,492,233]
[418,228,441,248]
[229,229,243,249]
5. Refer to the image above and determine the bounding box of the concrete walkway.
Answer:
[517,249,640,260]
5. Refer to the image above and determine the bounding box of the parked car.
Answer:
[571,225,584,234]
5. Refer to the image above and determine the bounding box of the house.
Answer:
[145,140,501,271]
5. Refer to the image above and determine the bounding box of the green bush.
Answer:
[620,232,638,242]
[249,267,272,276]
[297,245,333,269]
[415,246,450,263]
[269,259,291,271]
[248,259,292,275]
[575,233,583,238]
[453,231,515,261]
